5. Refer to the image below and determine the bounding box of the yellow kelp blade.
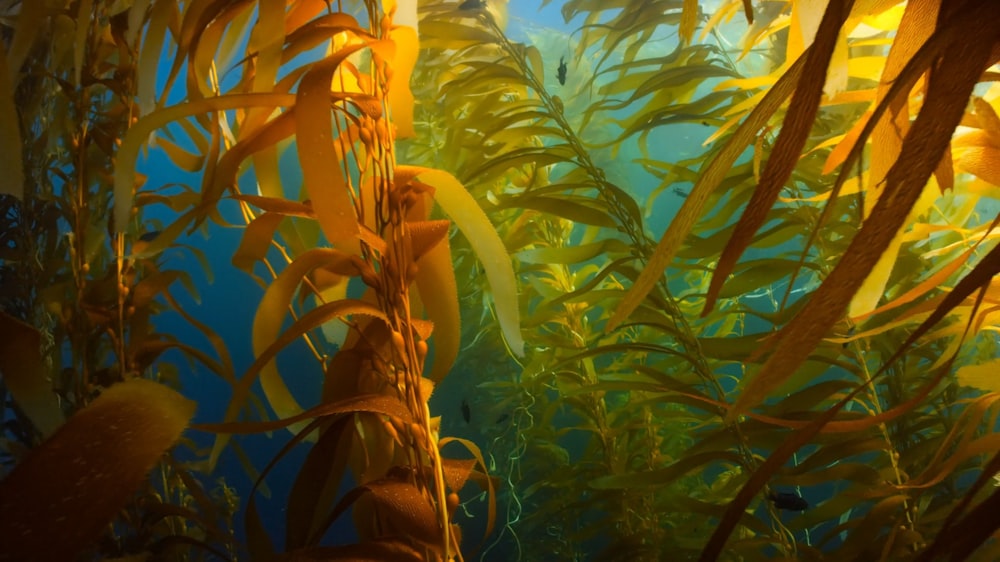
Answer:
[956,359,1000,393]
[0,379,195,561]
[411,221,461,383]
[0,312,63,436]
[387,24,418,139]
[114,93,297,232]
[399,166,525,357]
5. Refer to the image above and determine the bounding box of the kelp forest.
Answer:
[3,0,1000,560]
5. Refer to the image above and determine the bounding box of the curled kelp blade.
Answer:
[0,379,195,561]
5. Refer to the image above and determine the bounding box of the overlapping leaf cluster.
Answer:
[408,0,1000,560]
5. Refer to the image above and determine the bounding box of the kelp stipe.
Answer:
[107,0,511,559]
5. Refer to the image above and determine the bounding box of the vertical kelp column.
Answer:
[113,0,508,559]
[0,1,238,559]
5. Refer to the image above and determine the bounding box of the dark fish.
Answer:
[768,491,808,511]
[458,0,485,11]
[138,230,160,242]
[556,56,568,86]
[461,398,471,423]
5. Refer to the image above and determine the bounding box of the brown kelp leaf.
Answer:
[0,379,194,561]
[197,393,415,435]
[703,0,854,315]
[605,50,808,332]
[0,42,24,199]
[0,312,63,436]
[366,480,441,549]
[279,538,423,562]
[408,220,450,262]
[209,296,389,469]
[726,1,1000,422]
[286,418,353,549]
[440,458,477,493]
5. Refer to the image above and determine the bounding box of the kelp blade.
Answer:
[0,379,195,561]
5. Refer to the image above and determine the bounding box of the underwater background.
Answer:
[3,0,1000,561]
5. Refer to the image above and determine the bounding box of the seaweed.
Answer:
[3,0,1000,561]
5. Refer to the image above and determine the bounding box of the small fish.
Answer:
[138,230,160,242]
[672,187,689,198]
[556,56,567,86]
[461,398,471,423]
[768,491,808,511]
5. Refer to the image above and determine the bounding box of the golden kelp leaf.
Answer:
[0,42,24,199]
[399,166,524,357]
[136,0,172,117]
[438,436,496,546]
[253,249,364,430]
[848,174,941,318]
[0,379,194,561]
[232,212,285,276]
[851,246,976,322]
[955,145,1000,185]
[606,52,807,332]
[974,96,1000,148]
[294,43,373,256]
[388,25,418,139]
[703,0,851,314]
[956,360,1000,393]
[115,92,297,232]
[865,0,937,218]
[0,312,63,436]
[234,193,316,217]
[210,297,390,469]
[415,226,459,383]
[679,0,699,45]
[726,3,998,422]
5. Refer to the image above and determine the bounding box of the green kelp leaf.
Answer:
[115,92,297,232]
[0,312,63,436]
[605,50,808,332]
[503,195,618,228]
[591,451,743,490]
[0,379,194,561]
[516,239,630,265]
[400,166,524,357]
[956,359,1000,393]
[0,42,24,199]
